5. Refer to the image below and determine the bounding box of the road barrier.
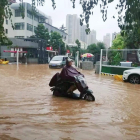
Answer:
[101,73,123,82]
[101,72,114,76]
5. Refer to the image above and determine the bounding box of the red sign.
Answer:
[3,50,27,53]
[46,47,53,51]
[67,50,70,53]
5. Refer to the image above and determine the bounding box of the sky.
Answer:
[18,0,120,41]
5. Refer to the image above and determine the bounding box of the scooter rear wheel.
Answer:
[53,90,62,96]
[84,94,95,101]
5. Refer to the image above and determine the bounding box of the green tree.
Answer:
[109,34,125,65]
[34,24,50,39]
[30,24,50,46]
[123,29,140,49]
[111,34,125,49]
[80,48,87,54]
[30,24,66,54]
[87,42,105,55]
[75,39,81,48]
[71,46,79,58]
[60,25,67,32]
[50,32,66,55]
[87,44,98,54]
[97,42,105,50]
[0,0,13,45]
[66,45,72,53]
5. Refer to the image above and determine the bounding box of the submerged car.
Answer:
[123,68,140,84]
[49,56,68,68]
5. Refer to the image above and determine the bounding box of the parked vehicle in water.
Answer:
[123,68,140,84]
[49,56,68,68]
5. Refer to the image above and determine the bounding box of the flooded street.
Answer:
[0,65,140,140]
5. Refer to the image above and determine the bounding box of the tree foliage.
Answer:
[75,39,81,48]
[60,25,67,32]
[87,42,105,55]
[111,34,125,49]
[123,29,140,49]
[109,34,125,65]
[31,24,51,47]
[30,24,66,54]
[50,31,66,54]
[0,0,13,45]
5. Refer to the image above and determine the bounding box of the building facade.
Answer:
[8,0,16,4]
[66,14,97,47]
[103,33,111,48]
[66,14,80,44]
[86,30,97,46]
[80,25,87,43]
[79,40,88,49]
[3,2,67,40]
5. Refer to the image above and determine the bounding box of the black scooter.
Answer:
[50,74,95,101]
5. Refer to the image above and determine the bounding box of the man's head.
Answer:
[66,58,73,66]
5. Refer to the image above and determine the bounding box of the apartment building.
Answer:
[103,33,111,48]
[66,14,80,44]
[4,2,67,40]
[87,30,97,46]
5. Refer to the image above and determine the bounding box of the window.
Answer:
[27,10,33,19]
[27,23,33,31]
[15,10,21,17]
[15,36,24,39]
[15,22,25,30]
[34,26,37,32]
[34,15,38,22]
[5,29,8,34]
[6,19,8,25]
[40,18,45,23]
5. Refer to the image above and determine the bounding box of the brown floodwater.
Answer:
[0,65,140,140]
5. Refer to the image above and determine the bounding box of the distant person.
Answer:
[51,55,53,60]
[82,57,85,61]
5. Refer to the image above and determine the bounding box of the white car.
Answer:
[49,56,68,68]
[123,68,140,84]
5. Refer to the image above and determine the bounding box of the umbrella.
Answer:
[81,53,93,58]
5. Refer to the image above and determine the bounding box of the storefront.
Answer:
[46,47,57,63]
[46,50,57,63]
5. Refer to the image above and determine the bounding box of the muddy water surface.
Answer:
[0,65,140,140]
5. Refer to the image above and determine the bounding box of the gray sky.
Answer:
[19,0,120,41]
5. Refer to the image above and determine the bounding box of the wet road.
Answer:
[0,65,140,140]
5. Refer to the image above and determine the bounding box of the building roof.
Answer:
[10,2,48,19]
[42,22,68,35]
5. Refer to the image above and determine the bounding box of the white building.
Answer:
[66,14,80,44]
[3,2,67,40]
[8,0,16,4]
[103,33,111,48]
[87,30,97,45]
[80,25,87,43]
[79,40,88,49]
[67,41,87,50]
[66,14,97,47]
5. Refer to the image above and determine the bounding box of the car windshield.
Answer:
[52,56,63,61]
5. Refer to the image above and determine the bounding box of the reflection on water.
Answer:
[0,65,140,140]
